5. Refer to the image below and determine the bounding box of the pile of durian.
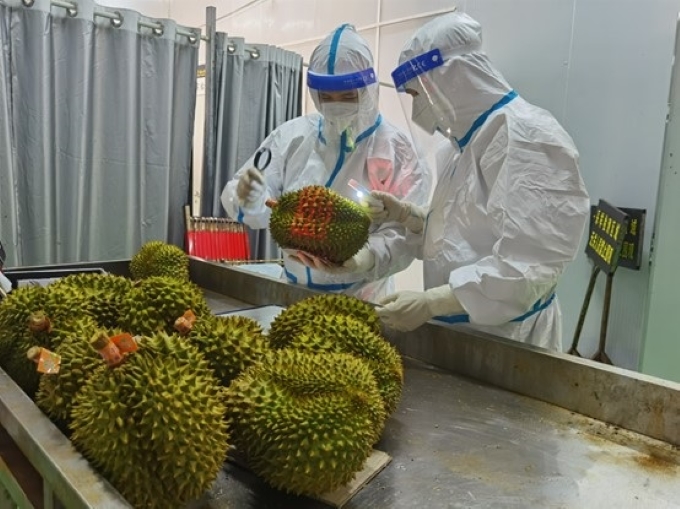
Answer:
[0,241,403,507]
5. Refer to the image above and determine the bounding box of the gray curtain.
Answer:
[0,0,198,268]
[202,33,302,260]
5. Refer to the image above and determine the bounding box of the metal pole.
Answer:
[201,6,217,217]
[592,272,614,365]
[567,265,600,356]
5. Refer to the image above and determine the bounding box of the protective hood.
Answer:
[308,24,380,144]
[395,12,512,142]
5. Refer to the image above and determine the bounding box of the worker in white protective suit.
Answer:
[221,24,430,302]
[365,12,590,350]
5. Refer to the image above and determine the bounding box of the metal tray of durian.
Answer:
[0,258,679,509]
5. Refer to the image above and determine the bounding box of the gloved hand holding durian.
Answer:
[290,245,375,275]
[362,191,427,234]
[236,167,266,210]
[377,284,464,332]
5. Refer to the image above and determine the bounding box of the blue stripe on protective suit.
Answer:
[324,114,382,187]
[283,267,357,292]
[283,268,298,284]
[434,293,556,325]
[328,23,350,75]
[455,90,518,150]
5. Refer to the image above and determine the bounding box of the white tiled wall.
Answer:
[166,0,680,371]
[102,0,170,19]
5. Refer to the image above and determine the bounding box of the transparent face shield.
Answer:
[392,49,458,160]
[307,67,378,138]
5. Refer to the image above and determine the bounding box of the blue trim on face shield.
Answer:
[392,49,444,91]
[328,23,350,75]
[456,90,518,150]
[307,68,377,91]
[434,293,556,325]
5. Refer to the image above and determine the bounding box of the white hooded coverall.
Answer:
[392,13,590,350]
[221,24,430,302]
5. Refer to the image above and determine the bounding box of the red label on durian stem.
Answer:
[30,348,61,374]
[111,333,138,354]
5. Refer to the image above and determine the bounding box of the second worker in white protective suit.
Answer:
[366,12,590,350]
[221,23,431,302]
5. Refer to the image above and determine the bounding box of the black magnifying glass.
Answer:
[254,147,272,172]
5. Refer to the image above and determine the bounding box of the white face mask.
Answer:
[321,101,359,135]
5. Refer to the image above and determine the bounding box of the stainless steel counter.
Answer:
[188,302,680,509]
[0,259,678,509]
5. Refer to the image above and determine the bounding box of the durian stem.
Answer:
[28,312,52,333]
[26,346,42,363]
[265,198,278,209]
[174,309,197,336]
[91,331,125,368]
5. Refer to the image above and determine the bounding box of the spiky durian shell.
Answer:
[118,276,210,336]
[129,240,165,279]
[291,314,403,417]
[10,283,101,353]
[268,293,381,349]
[0,315,99,399]
[130,241,190,281]
[225,349,385,496]
[0,285,48,357]
[0,283,98,398]
[69,333,229,509]
[36,325,115,425]
[188,314,270,387]
[49,273,132,328]
[268,185,370,264]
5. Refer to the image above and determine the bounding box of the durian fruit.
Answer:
[49,273,132,328]
[118,276,210,336]
[188,314,271,387]
[0,286,99,398]
[291,314,403,417]
[130,240,190,281]
[267,185,370,264]
[268,293,381,349]
[70,333,229,509]
[24,282,100,349]
[225,349,386,496]
[4,315,100,399]
[0,285,47,357]
[36,325,115,425]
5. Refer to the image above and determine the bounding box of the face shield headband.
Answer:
[307,68,377,92]
[391,49,445,91]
